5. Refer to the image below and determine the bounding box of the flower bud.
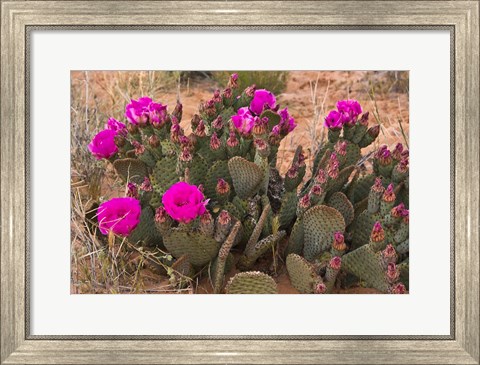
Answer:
[180,147,192,162]
[367,124,380,138]
[334,141,347,156]
[253,117,268,135]
[383,183,396,202]
[311,184,324,196]
[216,178,230,196]
[194,120,207,138]
[254,138,270,157]
[396,158,409,173]
[359,111,370,127]
[126,182,138,198]
[329,256,342,271]
[391,282,407,294]
[287,163,299,179]
[372,177,385,193]
[371,221,385,242]
[210,132,221,151]
[212,89,222,103]
[298,151,306,167]
[378,148,392,166]
[392,143,404,160]
[332,232,347,251]
[245,84,256,97]
[154,206,168,223]
[327,153,339,179]
[314,282,327,294]
[386,262,400,283]
[222,88,232,100]
[227,130,239,148]
[114,134,126,148]
[191,114,201,129]
[299,193,311,209]
[381,244,397,265]
[172,101,183,121]
[132,140,145,155]
[391,203,405,218]
[212,116,223,130]
[140,177,153,192]
[315,169,327,184]
[227,73,239,89]
[127,123,139,135]
[218,210,231,226]
[148,134,160,148]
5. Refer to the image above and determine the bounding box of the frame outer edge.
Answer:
[454,1,480,363]
[0,1,479,364]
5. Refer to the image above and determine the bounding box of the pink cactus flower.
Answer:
[162,182,208,223]
[106,118,127,135]
[88,129,118,160]
[324,110,345,130]
[278,107,297,133]
[97,197,141,236]
[231,107,256,136]
[249,89,276,115]
[336,99,362,125]
[125,97,152,125]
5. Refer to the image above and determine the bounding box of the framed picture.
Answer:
[1,1,478,364]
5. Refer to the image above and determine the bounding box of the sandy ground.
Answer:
[71,71,408,294]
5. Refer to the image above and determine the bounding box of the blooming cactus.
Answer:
[162,182,208,223]
[249,89,276,115]
[336,99,362,125]
[88,129,118,160]
[231,107,256,136]
[97,197,141,236]
[324,110,345,130]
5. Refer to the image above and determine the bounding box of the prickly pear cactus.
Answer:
[225,271,278,294]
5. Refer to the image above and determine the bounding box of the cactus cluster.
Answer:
[87,73,409,294]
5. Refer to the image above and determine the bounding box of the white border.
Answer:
[31,30,451,335]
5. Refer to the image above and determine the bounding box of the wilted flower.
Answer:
[88,129,118,160]
[194,120,207,137]
[218,210,231,226]
[249,89,276,115]
[106,118,127,135]
[97,197,141,236]
[336,99,362,125]
[172,101,183,122]
[391,203,406,218]
[162,182,208,223]
[148,134,160,148]
[231,107,255,136]
[132,140,145,156]
[245,84,257,97]
[222,88,233,100]
[212,116,224,130]
[324,110,345,130]
[227,73,239,89]
[382,244,397,265]
[392,143,404,160]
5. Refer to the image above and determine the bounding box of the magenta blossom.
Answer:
[231,107,256,136]
[249,89,276,115]
[97,197,141,236]
[278,107,297,133]
[125,97,151,125]
[88,129,118,160]
[162,182,208,223]
[324,110,345,130]
[336,99,362,125]
[148,101,168,126]
[106,118,127,135]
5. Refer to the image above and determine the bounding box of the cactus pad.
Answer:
[113,158,148,184]
[327,192,355,226]
[163,228,220,267]
[286,254,319,294]
[128,206,162,247]
[342,245,390,292]
[225,271,278,294]
[151,156,179,194]
[239,230,286,270]
[228,156,264,199]
[204,160,233,200]
[303,205,345,261]
[277,191,298,228]
[285,218,304,257]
